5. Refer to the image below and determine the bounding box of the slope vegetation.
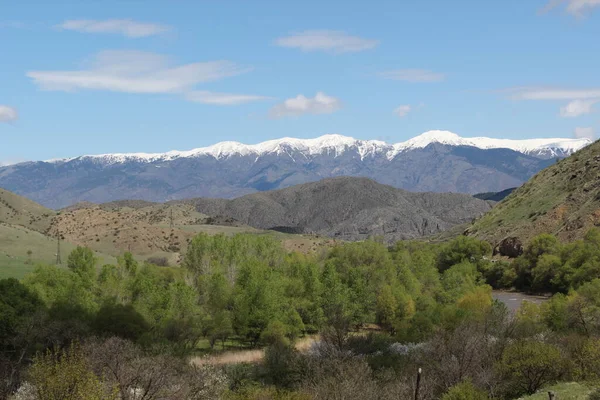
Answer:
[186,177,492,242]
[468,139,600,247]
[0,188,55,232]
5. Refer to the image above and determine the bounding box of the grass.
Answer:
[517,382,594,399]
[0,223,117,280]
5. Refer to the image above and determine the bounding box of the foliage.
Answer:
[28,343,116,400]
[498,340,565,395]
[442,380,489,400]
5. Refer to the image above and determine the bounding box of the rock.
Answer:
[494,237,524,258]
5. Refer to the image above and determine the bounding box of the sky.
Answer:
[1,0,599,164]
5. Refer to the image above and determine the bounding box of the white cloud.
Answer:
[186,91,271,105]
[394,105,412,117]
[560,99,597,117]
[274,30,378,54]
[506,87,600,100]
[0,105,18,123]
[57,19,170,38]
[379,69,445,83]
[27,50,250,95]
[269,92,341,118]
[503,87,600,117]
[543,0,600,16]
[574,127,595,140]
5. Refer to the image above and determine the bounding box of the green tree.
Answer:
[67,247,97,283]
[437,236,492,272]
[499,340,564,395]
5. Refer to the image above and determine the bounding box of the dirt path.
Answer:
[190,336,318,366]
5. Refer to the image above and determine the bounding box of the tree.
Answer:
[499,340,564,395]
[438,236,491,273]
[93,303,149,342]
[67,247,97,283]
[0,279,46,397]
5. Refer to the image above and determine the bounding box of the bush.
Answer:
[146,256,169,267]
[442,380,489,400]
[28,343,116,400]
[93,303,149,341]
[589,389,600,400]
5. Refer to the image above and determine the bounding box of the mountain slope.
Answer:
[0,188,55,233]
[183,177,493,241]
[1,131,585,209]
[467,139,600,247]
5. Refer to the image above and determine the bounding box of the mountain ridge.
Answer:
[40,130,590,165]
[0,131,588,209]
[181,176,493,242]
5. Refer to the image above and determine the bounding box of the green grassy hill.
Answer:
[0,223,117,279]
[467,140,600,248]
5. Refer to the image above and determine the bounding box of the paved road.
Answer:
[492,291,549,313]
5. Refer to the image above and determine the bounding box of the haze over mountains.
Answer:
[0,130,590,208]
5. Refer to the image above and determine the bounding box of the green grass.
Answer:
[0,223,117,280]
[517,382,594,399]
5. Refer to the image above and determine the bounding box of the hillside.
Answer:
[473,187,516,202]
[467,139,600,250]
[185,177,493,242]
[0,131,585,208]
[0,188,55,233]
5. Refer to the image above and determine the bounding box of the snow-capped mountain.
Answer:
[48,130,591,165]
[0,131,591,208]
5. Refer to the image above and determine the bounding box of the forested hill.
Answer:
[467,139,600,248]
[182,177,492,242]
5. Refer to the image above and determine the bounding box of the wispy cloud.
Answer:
[27,50,251,97]
[0,105,18,123]
[57,19,170,38]
[379,69,445,83]
[394,105,412,118]
[574,127,595,140]
[560,99,597,117]
[503,86,600,117]
[542,0,600,16]
[186,91,271,105]
[505,87,600,100]
[274,30,378,54]
[269,92,341,118]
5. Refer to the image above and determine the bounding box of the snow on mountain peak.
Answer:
[44,131,592,165]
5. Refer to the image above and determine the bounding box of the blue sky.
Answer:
[1,0,599,163]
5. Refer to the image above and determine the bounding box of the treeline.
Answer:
[480,229,600,294]
[1,232,600,399]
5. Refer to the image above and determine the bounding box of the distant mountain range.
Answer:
[0,130,590,208]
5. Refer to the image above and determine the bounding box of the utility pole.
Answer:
[55,231,62,265]
[170,208,174,229]
[414,368,422,400]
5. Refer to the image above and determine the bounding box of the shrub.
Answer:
[589,389,600,400]
[442,380,489,400]
[146,256,169,267]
